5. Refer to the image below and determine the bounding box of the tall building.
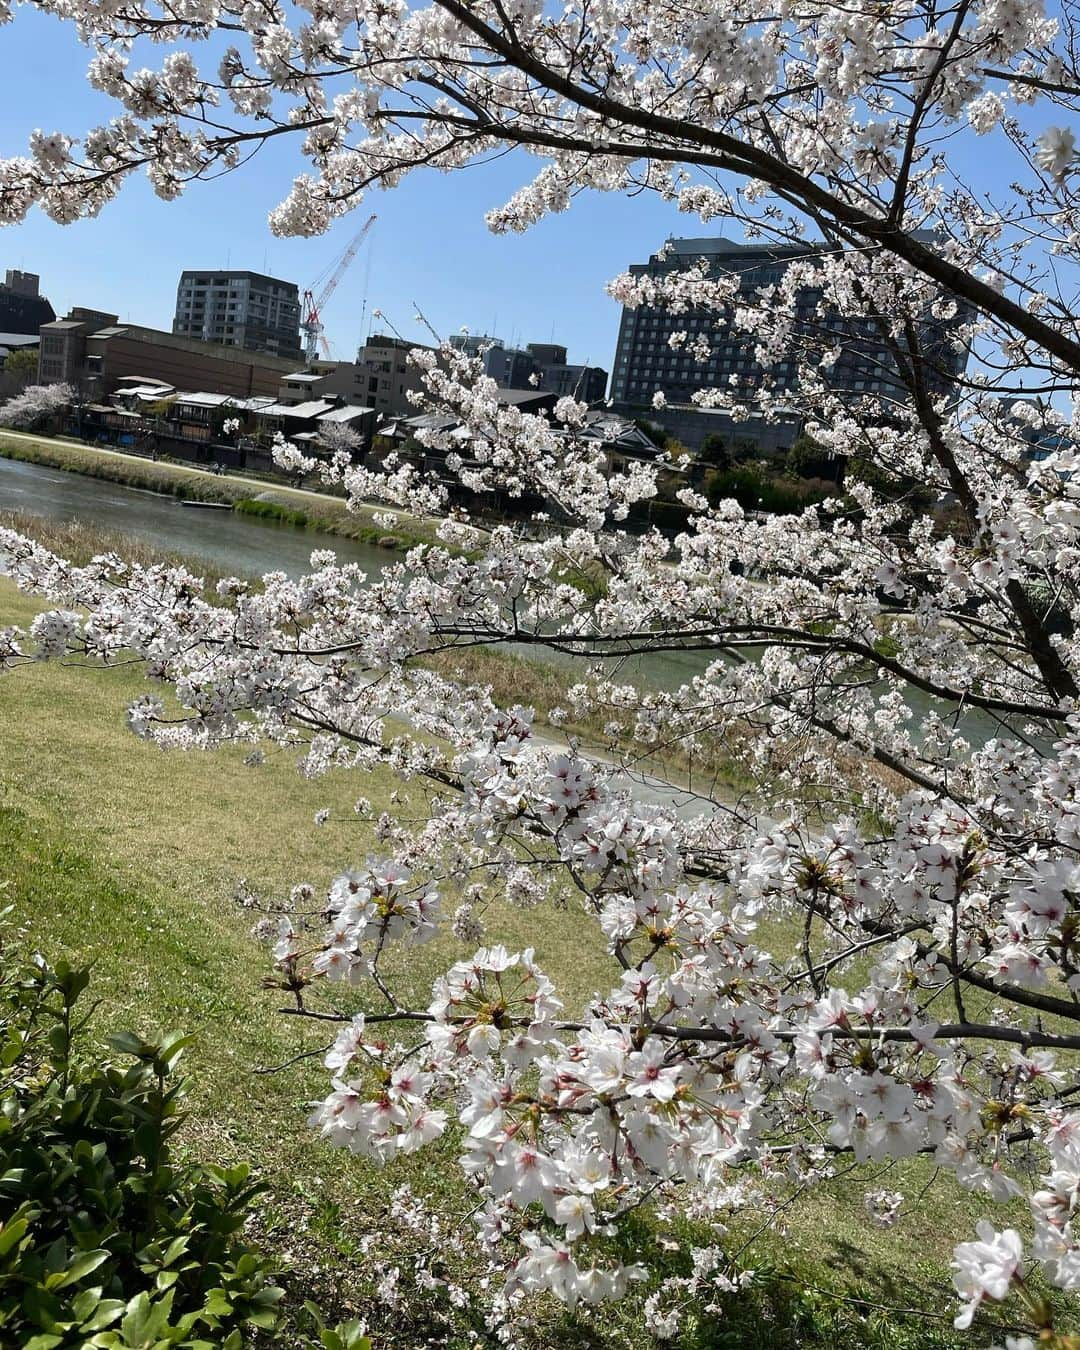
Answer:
[0,269,55,335]
[172,271,302,361]
[609,235,966,409]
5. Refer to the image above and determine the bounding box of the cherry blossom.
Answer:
[4,0,1080,1338]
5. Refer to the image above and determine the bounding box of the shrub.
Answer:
[702,464,829,514]
[0,919,286,1348]
[698,431,731,469]
[784,432,842,483]
[630,497,692,535]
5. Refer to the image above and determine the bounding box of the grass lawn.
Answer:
[0,572,1064,1349]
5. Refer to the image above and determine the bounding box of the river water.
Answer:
[0,453,396,580]
[0,453,1006,748]
[0,453,710,693]
[0,453,711,812]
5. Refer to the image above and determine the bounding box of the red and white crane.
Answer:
[300,213,377,362]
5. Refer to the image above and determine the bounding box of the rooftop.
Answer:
[116,383,177,399]
[256,399,337,419]
[362,333,436,353]
[317,405,373,424]
[174,391,240,408]
[177,270,300,294]
[80,321,299,371]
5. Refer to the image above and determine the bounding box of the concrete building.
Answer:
[0,270,55,336]
[278,359,370,407]
[609,235,968,426]
[448,335,608,402]
[358,334,437,418]
[38,309,120,387]
[526,344,608,402]
[450,334,538,389]
[38,309,298,400]
[172,270,302,361]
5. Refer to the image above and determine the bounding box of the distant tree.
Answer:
[698,431,731,471]
[316,421,367,459]
[0,382,73,431]
[632,417,667,448]
[785,432,841,484]
[1,346,39,394]
[731,435,758,463]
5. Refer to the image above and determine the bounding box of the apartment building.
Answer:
[0,269,55,336]
[448,335,608,402]
[172,270,303,361]
[357,334,437,418]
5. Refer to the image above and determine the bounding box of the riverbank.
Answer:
[0,507,743,796]
[0,570,1011,1349]
[0,431,442,554]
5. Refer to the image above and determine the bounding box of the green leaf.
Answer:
[244,1307,280,1330]
[55,1248,110,1288]
[156,1032,194,1066]
[201,1290,233,1318]
[43,1236,68,1276]
[160,1236,190,1267]
[105,1031,153,1059]
[321,1325,370,1350]
[0,1214,29,1258]
[72,1288,103,1321]
[79,1299,125,1333]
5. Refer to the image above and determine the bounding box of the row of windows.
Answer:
[182,279,295,299]
[178,306,299,321]
[621,375,898,396]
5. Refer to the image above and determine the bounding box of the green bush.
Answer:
[632,417,668,447]
[0,921,286,1348]
[703,465,827,514]
[698,432,731,469]
[784,433,842,483]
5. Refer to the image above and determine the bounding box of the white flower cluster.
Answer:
[5,0,1080,1334]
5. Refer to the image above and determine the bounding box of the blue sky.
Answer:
[1,8,1064,378]
[0,8,698,372]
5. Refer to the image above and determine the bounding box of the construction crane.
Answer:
[300,213,376,362]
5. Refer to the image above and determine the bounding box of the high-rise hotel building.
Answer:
[609,236,967,409]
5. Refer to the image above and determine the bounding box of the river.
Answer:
[0,453,713,812]
[0,454,1006,748]
[0,453,710,693]
[0,453,397,580]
